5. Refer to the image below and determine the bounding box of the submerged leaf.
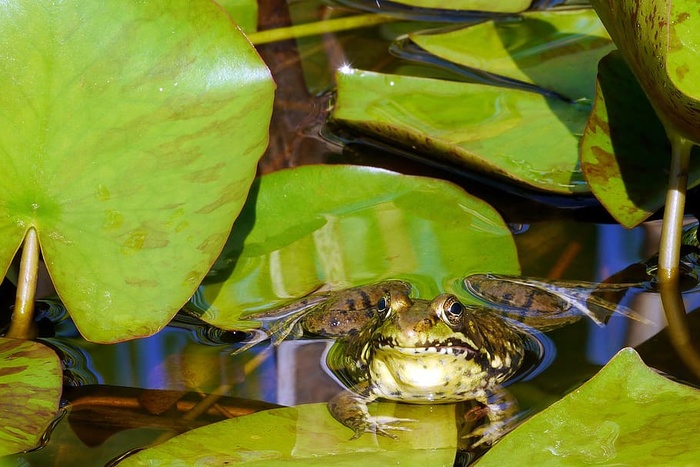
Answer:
[0,0,274,342]
[187,165,519,329]
[331,69,591,194]
[477,348,700,465]
[217,0,258,33]
[0,338,62,456]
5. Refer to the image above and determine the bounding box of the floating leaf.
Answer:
[591,0,700,142]
[331,69,591,194]
[118,402,458,466]
[405,8,613,100]
[581,51,700,228]
[187,165,519,329]
[477,348,700,465]
[379,0,530,13]
[0,338,62,456]
[0,0,274,342]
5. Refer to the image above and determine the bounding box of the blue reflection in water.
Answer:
[586,224,643,365]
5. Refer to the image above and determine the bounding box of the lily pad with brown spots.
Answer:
[580,51,700,228]
[0,338,62,456]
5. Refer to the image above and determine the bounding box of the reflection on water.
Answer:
[6,218,695,465]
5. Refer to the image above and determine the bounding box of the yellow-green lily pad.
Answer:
[331,69,591,194]
[0,0,274,343]
[118,402,458,466]
[0,338,62,456]
[581,51,700,228]
[187,165,519,329]
[406,8,614,101]
[386,0,530,13]
[591,0,700,143]
[477,348,700,465]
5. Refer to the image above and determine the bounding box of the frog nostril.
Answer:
[413,317,434,332]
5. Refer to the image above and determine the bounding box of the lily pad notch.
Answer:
[0,0,275,343]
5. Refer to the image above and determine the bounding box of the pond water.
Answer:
[4,1,700,466]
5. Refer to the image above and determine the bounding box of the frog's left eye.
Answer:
[439,296,464,327]
[377,293,392,318]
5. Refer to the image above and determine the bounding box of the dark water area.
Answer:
[4,1,700,465]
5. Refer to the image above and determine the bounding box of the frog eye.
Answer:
[377,293,392,317]
[439,295,464,328]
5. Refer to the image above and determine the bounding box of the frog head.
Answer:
[366,291,524,402]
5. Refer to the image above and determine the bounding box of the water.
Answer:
[3,1,700,465]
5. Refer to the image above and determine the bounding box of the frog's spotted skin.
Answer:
[325,290,532,444]
[239,277,637,445]
[235,280,411,354]
[463,273,649,330]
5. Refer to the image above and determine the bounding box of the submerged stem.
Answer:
[248,13,396,45]
[6,228,40,339]
[658,135,700,379]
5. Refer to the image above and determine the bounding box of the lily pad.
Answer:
[384,0,530,13]
[187,165,519,329]
[591,0,700,142]
[477,348,700,465]
[0,338,62,456]
[118,402,458,466]
[406,8,614,101]
[580,51,700,228]
[0,0,274,342]
[331,69,592,194]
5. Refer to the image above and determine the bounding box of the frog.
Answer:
[324,288,535,445]
[239,275,646,444]
[240,280,549,444]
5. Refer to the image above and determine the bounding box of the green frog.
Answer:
[323,287,533,444]
[240,276,645,444]
[241,280,552,444]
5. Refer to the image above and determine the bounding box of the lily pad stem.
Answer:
[657,134,700,378]
[6,227,39,339]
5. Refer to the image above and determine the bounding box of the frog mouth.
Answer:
[376,337,478,359]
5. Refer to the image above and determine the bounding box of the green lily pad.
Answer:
[407,8,614,101]
[581,51,700,228]
[387,0,530,13]
[0,0,274,342]
[331,69,592,195]
[187,165,519,329]
[118,402,458,466]
[0,338,62,456]
[591,0,700,142]
[477,348,700,465]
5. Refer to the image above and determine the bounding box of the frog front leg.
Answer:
[464,388,519,447]
[328,382,417,440]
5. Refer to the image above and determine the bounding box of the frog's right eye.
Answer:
[377,294,391,317]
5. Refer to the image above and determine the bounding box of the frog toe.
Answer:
[465,422,508,447]
[354,416,417,440]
